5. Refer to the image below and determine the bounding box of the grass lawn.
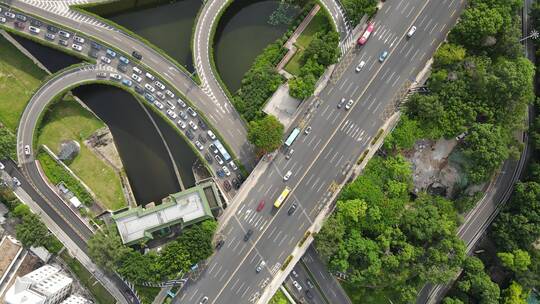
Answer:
[0,35,46,131]
[295,12,330,49]
[269,289,290,304]
[136,286,160,304]
[284,49,304,76]
[37,95,126,210]
[60,251,116,304]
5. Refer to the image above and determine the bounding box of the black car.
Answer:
[88,50,98,59]
[90,41,101,50]
[47,25,58,33]
[15,14,26,22]
[14,21,25,29]
[232,178,240,190]
[117,64,127,73]
[215,240,225,250]
[132,50,142,60]
[236,173,244,182]
[305,290,314,300]
[287,203,297,215]
[204,152,213,164]
[186,129,195,140]
[198,134,207,144]
[244,229,253,241]
[198,119,207,130]
[30,19,42,27]
[134,85,144,94]
[223,180,231,192]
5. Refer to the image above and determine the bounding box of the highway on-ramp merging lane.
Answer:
[177,0,465,303]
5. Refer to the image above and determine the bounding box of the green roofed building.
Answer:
[112,181,222,245]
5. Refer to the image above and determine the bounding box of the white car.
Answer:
[177,99,187,108]
[166,109,177,119]
[24,145,31,156]
[131,74,142,83]
[195,141,204,151]
[28,26,40,34]
[154,81,165,90]
[355,60,366,72]
[228,161,238,171]
[283,170,292,181]
[144,83,156,93]
[13,177,21,187]
[189,121,198,131]
[145,72,155,81]
[222,166,231,176]
[177,120,187,129]
[207,130,216,140]
[215,155,224,165]
[0,162,4,170]
[71,44,83,52]
[58,30,70,38]
[156,91,166,100]
[4,12,15,19]
[100,56,111,64]
[345,99,354,110]
[132,66,142,74]
[154,101,164,109]
[73,36,85,44]
[0,17,6,23]
[109,73,121,81]
[407,25,417,37]
[165,90,175,98]
[292,281,302,292]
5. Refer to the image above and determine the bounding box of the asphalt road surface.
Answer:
[284,264,325,304]
[2,0,255,168]
[176,0,465,302]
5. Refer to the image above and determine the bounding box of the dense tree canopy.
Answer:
[89,221,217,283]
[316,156,465,303]
[341,0,377,24]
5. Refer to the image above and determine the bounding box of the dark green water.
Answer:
[98,0,201,72]
[214,0,297,92]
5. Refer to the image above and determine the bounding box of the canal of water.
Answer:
[87,0,295,93]
[13,34,196,205]
[214,0,297,92]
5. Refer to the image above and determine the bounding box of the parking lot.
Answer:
[0,4,242,199]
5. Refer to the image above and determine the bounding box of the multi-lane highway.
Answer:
[176,0,466,302]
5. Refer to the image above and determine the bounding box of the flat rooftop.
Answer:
[113,182,220,245]
[0,236,23,283]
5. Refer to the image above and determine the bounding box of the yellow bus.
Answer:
[274,187,291,208]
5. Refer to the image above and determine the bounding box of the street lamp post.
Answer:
[520,29,539,42]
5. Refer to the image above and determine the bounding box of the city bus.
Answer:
[274,187,291,208]
[284,128,300,147]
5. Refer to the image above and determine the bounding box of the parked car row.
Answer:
[0,4,242,195]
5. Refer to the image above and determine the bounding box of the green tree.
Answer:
[289,74,316,100]
[247,115,285,155]
[302,31,340,67]
[383,114,423,152]
[450,3,504,50]
[88,227,132,271]
[455,257,501,304]
[340,0,377,24]
[491,182,540,251]
[434,43,467,69]
[498,250,531,273]
[501,281,528,304]
[0,126,17,160]
[461,123,510,183]
[15,213,50,248]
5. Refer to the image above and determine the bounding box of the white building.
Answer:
[4,265,72,304]
[60,295,90,304]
